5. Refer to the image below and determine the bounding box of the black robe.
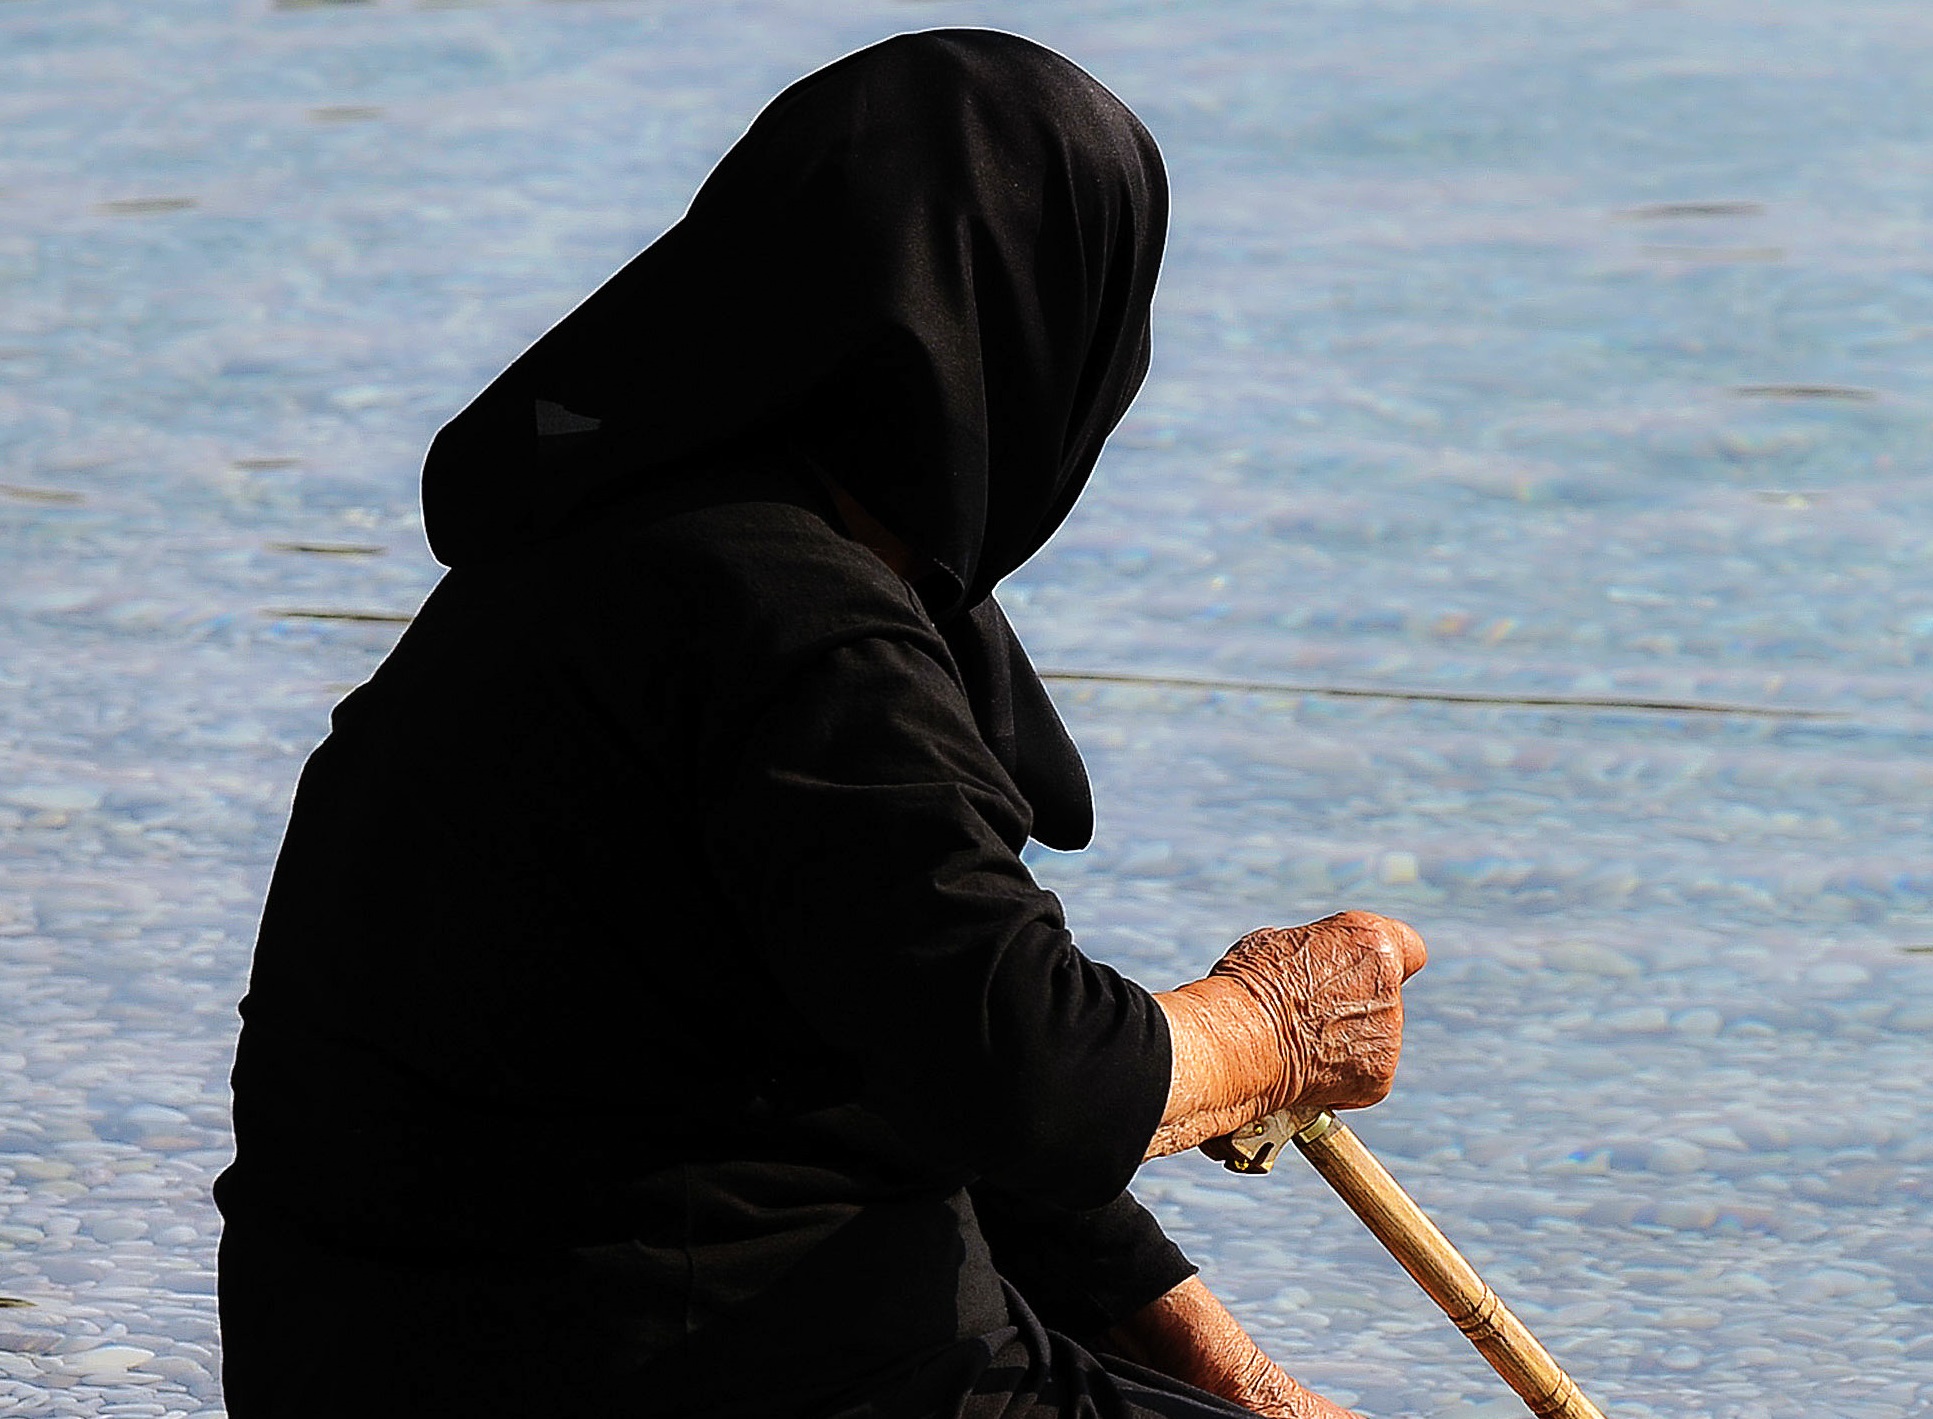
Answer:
[217,471,1235,1416]
[218,30,1250,1419]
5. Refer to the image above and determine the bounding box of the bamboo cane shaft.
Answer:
[1287,1111,1608,1419]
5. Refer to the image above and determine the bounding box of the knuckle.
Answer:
[1237,924,1293,956]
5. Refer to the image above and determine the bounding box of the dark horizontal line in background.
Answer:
[256,614,1842,720]
[261,608,413,623]
[1732,384,1877,401]
[266,542,386,556]
[1621,201,1766,219]
[0,483,84,504]
[1040,669,1847,720]
[98,197,197,215]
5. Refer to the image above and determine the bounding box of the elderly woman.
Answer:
[215,30,1425,1419]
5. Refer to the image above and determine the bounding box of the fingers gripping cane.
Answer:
[1224,1109,1609,1419]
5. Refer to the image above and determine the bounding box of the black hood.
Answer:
[420,29,1168,847]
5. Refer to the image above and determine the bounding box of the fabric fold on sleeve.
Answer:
[702,630,1171,1210]
[968,1182,1197,1341]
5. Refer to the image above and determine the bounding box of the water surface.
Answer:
[2,2,1929,1416]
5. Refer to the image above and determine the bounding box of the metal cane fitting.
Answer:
[1221,1109,1337,1174]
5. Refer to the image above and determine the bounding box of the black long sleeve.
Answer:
[970,1183,1198,1340]
[705,628,1169,1209]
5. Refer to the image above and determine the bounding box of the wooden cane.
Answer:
[1222,1108,1608,1419]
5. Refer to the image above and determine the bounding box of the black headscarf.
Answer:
[419,29,1168,849]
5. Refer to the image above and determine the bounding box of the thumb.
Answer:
[1385,918,1427,981]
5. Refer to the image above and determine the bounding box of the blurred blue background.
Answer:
[1,3,1929,1416]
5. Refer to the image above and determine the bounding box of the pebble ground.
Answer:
[2,1,1929,1415]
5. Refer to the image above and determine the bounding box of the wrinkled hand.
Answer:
[1209,910,1426,1118]
[1148,911,1426,1160]
[1224,1354,1360,1419]
[1103,1275,1359,1419]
